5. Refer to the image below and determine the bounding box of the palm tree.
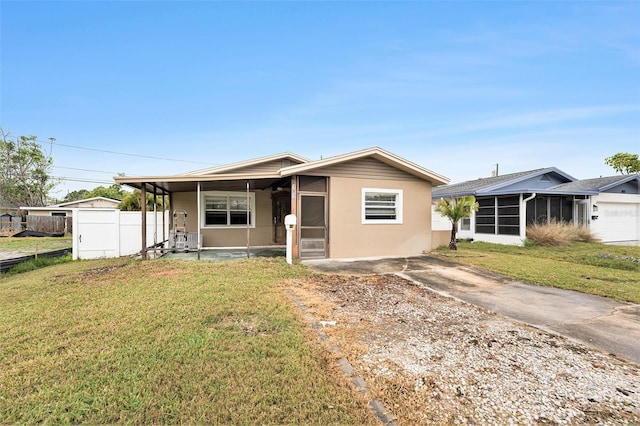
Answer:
[435,196,479,250]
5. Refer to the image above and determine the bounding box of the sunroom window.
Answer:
[203,192,255,227]
[362,188,403,224]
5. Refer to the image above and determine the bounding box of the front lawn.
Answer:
[433,242,640,304]
[0,257,375,424]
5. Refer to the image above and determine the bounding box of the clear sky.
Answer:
[1,1,639,198]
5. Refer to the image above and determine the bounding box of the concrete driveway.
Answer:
[303,255,640,365]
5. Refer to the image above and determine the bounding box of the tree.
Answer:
[0,128,57,208]
[61,189,90,203]
[62,183,126,203]
[435,196,479,250]
[89,184,127,200]
[605,153,640,175]
[118,190,167,211]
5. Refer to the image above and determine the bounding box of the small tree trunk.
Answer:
[449,222,458,250]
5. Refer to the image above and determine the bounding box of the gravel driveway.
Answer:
[290,270,640,424]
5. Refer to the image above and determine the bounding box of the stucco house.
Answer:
[432,168,640,246]
[20,197,121,217]
[115,147,449,260]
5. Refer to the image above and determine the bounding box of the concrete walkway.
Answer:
[304,255,640,365]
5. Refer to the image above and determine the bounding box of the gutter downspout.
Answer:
[521,193,536,242]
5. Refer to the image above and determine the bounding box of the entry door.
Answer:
[299,195,326,259]
[575,201,588,227]
[272,192,291,244]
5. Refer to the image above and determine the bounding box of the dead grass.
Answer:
[526,221,598,246]
[0,258,376,425]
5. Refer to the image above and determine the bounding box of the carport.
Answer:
[114,174,294,260]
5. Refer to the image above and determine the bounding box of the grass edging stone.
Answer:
[285,286,398,426]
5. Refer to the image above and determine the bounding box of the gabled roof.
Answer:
[19,197,122,212]
[53,196,121,208]
[115,147,449,192]
[280,147,449,185]
[551,174,640,192]
[184,152,310,176]
[432,167,575,198]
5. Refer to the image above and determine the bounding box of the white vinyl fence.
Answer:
[72,208,168,260]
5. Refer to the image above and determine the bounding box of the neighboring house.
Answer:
[432,168,640,246]
[20,197,121,218]
[115,147,449,260]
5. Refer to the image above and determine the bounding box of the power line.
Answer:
[49,140,215,165]
[53,166,119,175]
[52,176,116,185]
[2,134,218,166]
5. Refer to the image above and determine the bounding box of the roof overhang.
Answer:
[19,206,74,212]
[184,152,310,176]
[114,173,287,193]
[114,147,450,193]
[433,189,597,199]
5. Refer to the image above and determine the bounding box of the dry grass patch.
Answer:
[0,257,376,425]
[526,221,598,246]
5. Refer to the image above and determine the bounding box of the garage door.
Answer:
[592,202,639,243]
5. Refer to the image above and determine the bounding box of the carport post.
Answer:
[152,184,158,258]
[141,184,147,260]
[197,182,201,261]
[162,190,166,246]
[246,180,250,259]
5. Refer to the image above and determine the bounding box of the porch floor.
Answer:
[161,246,285,261]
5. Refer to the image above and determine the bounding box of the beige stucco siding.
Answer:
[171,189,274,247]
[328,176,433,258]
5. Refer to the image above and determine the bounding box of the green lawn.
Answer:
[433,241,640,304]
[0,257,375,424]
[0,236,72,253]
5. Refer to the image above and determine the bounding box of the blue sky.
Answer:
[1,1,639,198]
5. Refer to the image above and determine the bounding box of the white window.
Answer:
[202,192,255,228]
[362,188,403,224]
[460,217,471,231]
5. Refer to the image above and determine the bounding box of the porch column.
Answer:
[521,193,536,241]
[290,176,299,259]
[197,182,201,260]
[141,184,147,260]
[161,190,166,245]
[246,180,250,259]
[152,185,158,253]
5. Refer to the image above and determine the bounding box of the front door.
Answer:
[272,192,291,244]
[299,194,327,259]
[575,200,589,227]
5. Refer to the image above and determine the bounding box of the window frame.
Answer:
[361,188,403,225]
[201,191,256,228]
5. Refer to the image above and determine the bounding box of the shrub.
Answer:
[526,221,598,246]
